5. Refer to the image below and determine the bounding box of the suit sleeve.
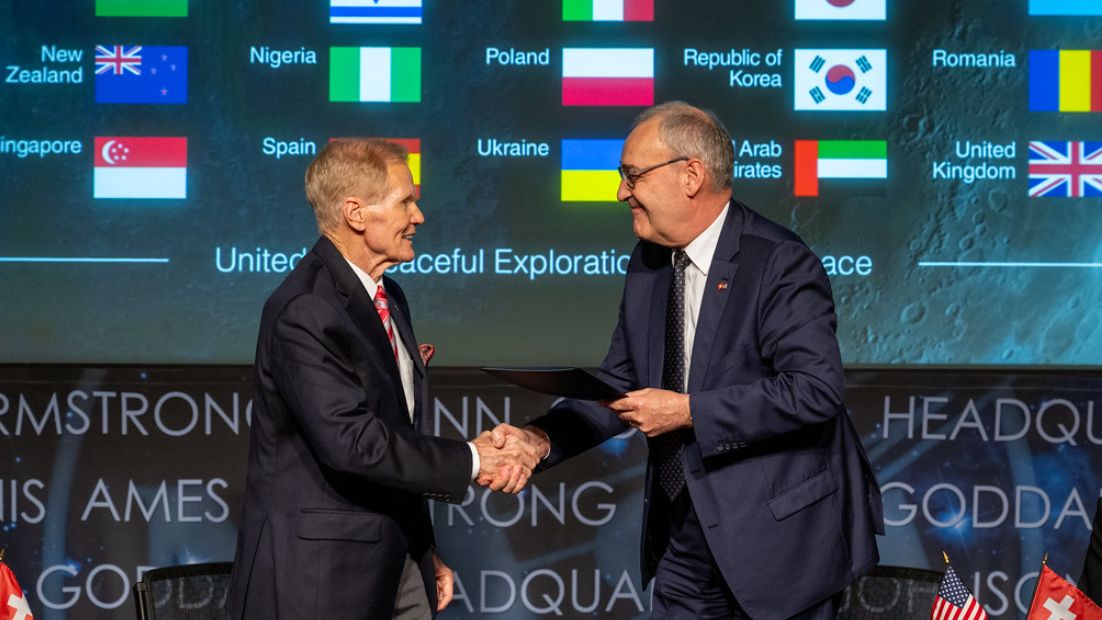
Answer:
[1082,499,1102,606]
[689,240,847,458]
[529,293,636,468]
[270,294,471,502]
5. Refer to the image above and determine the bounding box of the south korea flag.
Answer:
[794,49,887,111]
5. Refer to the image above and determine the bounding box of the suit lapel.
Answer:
[688,204,745,392]
[382,276,422,428]
[313,238,406,397]
[384,279,426,380]
[647,264,671,389]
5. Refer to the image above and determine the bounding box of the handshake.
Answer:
[470,424,551,494]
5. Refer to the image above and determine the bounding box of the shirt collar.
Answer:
[678,201,729,276]
[344,258,381,298]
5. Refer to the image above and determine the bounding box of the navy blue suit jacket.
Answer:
[531,202,884,619]
[228,237,472,619]
[1081,498,1102,606]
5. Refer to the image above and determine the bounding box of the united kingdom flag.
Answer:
[94,45,142,75]
[1028,141,1102,198]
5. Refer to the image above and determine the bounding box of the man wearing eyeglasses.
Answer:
[492,101,884,619]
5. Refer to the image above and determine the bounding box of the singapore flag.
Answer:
[94,136,187,199]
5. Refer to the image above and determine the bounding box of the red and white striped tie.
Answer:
[373,286,399,360]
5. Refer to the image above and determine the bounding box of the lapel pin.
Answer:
[717,281,729,292]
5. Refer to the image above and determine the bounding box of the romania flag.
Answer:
[1029,50,1102,112]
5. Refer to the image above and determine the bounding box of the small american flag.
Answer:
[932,565,989,620]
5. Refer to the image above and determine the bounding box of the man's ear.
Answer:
[342,197,366,231]
[683,159,706,198]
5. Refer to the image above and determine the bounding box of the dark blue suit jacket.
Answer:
[228,237,471,619]
[1081,498,1102,606]
[531,202,884,619]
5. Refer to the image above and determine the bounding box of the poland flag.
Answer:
[94,137,187,199]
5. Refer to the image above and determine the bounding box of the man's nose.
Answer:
[616,177,632,202]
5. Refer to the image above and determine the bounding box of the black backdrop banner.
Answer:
[1,366,1099,619]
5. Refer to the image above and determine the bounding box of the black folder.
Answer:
[480,367,623,401]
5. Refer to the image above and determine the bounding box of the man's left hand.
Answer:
[604,388,692,437]
[432,553,454,612]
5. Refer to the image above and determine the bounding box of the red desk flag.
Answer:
[1027,565,1102,620]
[0,560,35,620]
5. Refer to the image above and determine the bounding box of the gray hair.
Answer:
[633,101,734,191]
[304,139,409,233]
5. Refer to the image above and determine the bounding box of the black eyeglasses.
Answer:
[617,157,689,189]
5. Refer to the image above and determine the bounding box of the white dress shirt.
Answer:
[677,202,730,388]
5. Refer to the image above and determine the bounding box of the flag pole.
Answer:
[942,550,950,565]
[1026,553,1049,616]
[0,548,5,563]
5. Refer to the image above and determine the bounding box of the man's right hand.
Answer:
[489,424,550,462]
[470,431,542,494]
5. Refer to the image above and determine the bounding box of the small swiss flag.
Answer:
[1027,565,1102,620]
[0,560,35,620]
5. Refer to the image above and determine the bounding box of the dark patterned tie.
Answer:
[657,250,690,500]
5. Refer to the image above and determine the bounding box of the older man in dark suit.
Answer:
[228,139,537,619]
[494,102,884,619]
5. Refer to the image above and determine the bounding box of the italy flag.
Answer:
[330,47,421,102]
[563,0,653,22]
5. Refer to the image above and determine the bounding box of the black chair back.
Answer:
[836,565,944,619]
[132,562,233,620]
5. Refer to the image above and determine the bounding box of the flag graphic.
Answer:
[1026,565,1102,620]
[96,0,187,17]
[389,138,421,195]
[1028,141,1102,197]
[94,137,187,199]
[561,139,623,202]
[330,47,421,102]
[562,48,653,107]
[795,0,885,20]
[1029,0,1102,16]
[794,49,886,111]
[94,45,187,104]
[1,558,36,620]
[330,0,422,24]
[793,140,886,196]
[932,564,989,620]
[1029,50,1102,112]
[563,0,653,22]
